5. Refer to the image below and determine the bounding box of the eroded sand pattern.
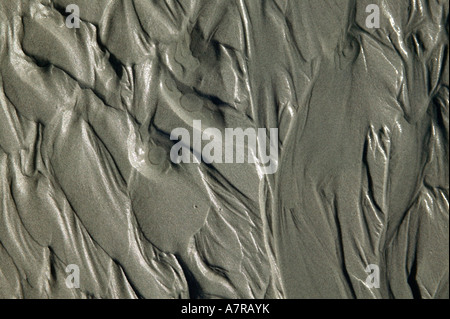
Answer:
[0,0,448,299]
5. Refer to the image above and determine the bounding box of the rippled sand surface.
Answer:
[0,0,448,299]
